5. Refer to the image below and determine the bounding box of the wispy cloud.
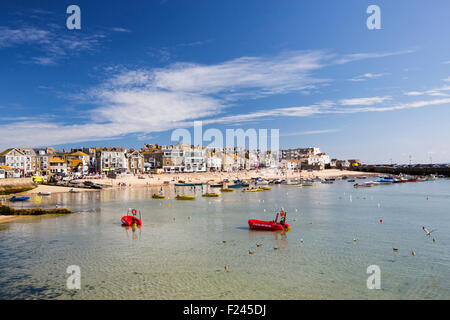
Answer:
[404,85,450,97]
[333,49,415,64]
[110,27,131,33]
[0,49,436,149]
[348,73,388,82]
[339,96,391,106]
[0,19,108,65]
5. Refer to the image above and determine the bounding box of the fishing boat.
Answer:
[152,194,165,199]
[9,196,30,201]
[175,195,196,200]
[38,192,51,196]
[248,209,290,231]
[354,182,374,188]
[220,188,234,192]
[121,209,142,226]
[347,179,356,182]
[209,183,223,188]
[321,180,333,184]
[174,183,203,187]
[301,182,314,186]
[228,184,242,188]
[375,178,394,184]
[202,193,220,198]
[260,187,271,191]
[357,176,367,179]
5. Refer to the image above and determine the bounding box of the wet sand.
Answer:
[0,215,32,224]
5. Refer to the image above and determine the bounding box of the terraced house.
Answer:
[126,149,144,174]
[65,151,90,174]
[0,148,37,177]
[95,147,128,173]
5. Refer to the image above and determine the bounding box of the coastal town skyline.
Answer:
[1,1,450,164]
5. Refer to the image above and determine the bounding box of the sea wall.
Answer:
[0,178,36,195]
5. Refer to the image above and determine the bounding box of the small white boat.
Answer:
[69,189,81,193]
[38,192,51,196]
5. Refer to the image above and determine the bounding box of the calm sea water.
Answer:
[0,179,449,299]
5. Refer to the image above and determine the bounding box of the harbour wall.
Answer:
[349,166,450,177]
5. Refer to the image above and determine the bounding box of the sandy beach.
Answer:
[82,169,377,188]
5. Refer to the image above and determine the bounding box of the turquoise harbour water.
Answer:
[0,179,449,299]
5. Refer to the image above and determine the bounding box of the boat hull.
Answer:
[121,216,142,226]
[175,195,196,200]
[248,219,290,231]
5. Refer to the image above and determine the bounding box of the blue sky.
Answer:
[1,0,450,163]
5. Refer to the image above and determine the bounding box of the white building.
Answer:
[0,148,37,176]
[95,147,128,173]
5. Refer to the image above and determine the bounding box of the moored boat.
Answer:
[354,182,375,188]
[152,194,165,199]
[248,209,290,231]
[202,193,220,198]
[121,208,142,226]
[9,196,30,201]
[220,188,234,192]
[242,188,264,193]
[175,195,196,200]
[38,192,51,196]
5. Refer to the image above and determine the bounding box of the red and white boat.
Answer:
[248,209,290,231]
[121,209,142,226]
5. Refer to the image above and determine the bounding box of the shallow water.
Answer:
[0,179,449,299]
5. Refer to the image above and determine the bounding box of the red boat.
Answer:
[121,209,142,226]
[248,209,290,231]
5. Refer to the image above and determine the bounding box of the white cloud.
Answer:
[0,49,439,149]
[339,96,391,106]
[149,51,330,96]
[442,77,450,82]
[404,85,450,97]
[0,25,106,65]
[348,73,387,82]
[333,50,415,64]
